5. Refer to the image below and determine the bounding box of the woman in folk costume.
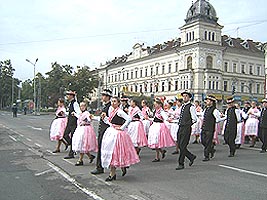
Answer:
[234,103,247,148]
[191,100,203,144]
[50,98,68,153]
[244,101,260,147]
[72,102,97,166]
[141,99,152,136]
[127,99,148,155]
[148,98,176,162]
[165,99,181,155]
[101,96,140,182]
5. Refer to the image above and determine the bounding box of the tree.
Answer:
[0,59,19,109]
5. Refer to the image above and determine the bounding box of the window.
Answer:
[122,73,125,80]
[187,56,192,70]
[108,76,110,83]
[140,69,143,78]
[139,85,143,93]
[257,84,260,94]
[186,33,189,42]
[131,71,133,79]
[241,83,244,93]
[155,83,158,92]
[135,70,138,78]
[156,66,159,75]
[206,56,213,69]
[150,67,153,76]
[111,75,114,82]
[216,81,219,90]
[192,31,195,40]
[249,65,253,75]
[212,32,215,41]
[115,74,117,82]
[257,66,261,76]
[144,83,147,92]
[204,31,207,40]
[223,81,227,91]
[186,81,189,89]
[208,81,212,89]
[224,62,228,72]
[208,32,211,40]
[161,82,165,92]
[233,63,237,73]
[189,32,192,41]
[126,72,129,79]
[241,64,245,74]
[135,85,138,92]
[162,65,165,74]
[150,83,153,93]
[249,83,252,93]
[168,81,172,91]
[175,63,178,72]
[168,64,171,73]
[145,68,148,77]
[175,80,178,90]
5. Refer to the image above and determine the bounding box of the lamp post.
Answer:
[26,58,38,115]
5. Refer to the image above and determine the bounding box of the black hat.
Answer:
[181,90,192,98]
[226,96,235,104]
[101,89,112,97]
[205,94,217,102]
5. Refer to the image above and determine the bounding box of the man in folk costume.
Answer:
[222,97,241,157]
[63,91,81,159]
[256,99,267,153]
[242,101,251,144]
[91,89,112,175]
[176,91,198,170]
[201,95,224,161]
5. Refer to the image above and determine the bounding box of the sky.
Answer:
[0,0,266,81]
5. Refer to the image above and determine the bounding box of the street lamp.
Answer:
[26,58,38,115]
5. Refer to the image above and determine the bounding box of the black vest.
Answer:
[98,101,111,134]
[259,108,267,128]
[111,113,126,125]
[179,103,193,126]
[225,107,237,129]
[67,99,78,126]
[202,106,216,132]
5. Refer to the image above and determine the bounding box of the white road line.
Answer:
[35,169,54,176]
[241,146,261,151]
[46,150,54,154]
[18,133,24,137]
[8,135,17,142]
[63,158,75,165]
[27,125,43,131]
[219,164,267,178]
[26,138,32,142]
[35,143,42,147]
[47,162,105,200]
[129,195,147,200]
[91,174,112,186]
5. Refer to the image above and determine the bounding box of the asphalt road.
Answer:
[0,111,267,200]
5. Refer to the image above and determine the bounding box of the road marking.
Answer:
[8,135,17,142]
[35,168,54,176]
[27,125,43,131]
[219,164,267,178]
[129,195,147,200]
[91,174,112,186]
[63,158,75,165]
[26,138,32,142]
[241,146,261,151]
[18,133,24,137]
[35,143,42,147]
[46,150,54,154]
[47,162,105,200]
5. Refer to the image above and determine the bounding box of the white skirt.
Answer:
[142,119,151,135]
[244,118,259,136]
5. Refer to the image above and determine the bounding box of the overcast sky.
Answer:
[0,0,266,81]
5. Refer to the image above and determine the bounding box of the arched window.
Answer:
[208,32,211,40]
[192,31,195,40]
[187,56,193,70]
[212,32,215,41]
[189,32,192,41]
[206,56,213,69]
[204,31,207,40]
[161,82,165,92]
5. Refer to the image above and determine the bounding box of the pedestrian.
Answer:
[72,101,97,166]
[242,101,251,144]
[127,98,148,155]
[141,99,152,136]
[257,99,267,153]
[222,97,241,157]
[12,103,18,117]
[176,91,198,170]
[148,98,175,162]
[120,97,130,114]
[91,89,112,175]
[234,103,247,149]
[201,95,224,161]
[49,98,68,153]
[101,96,140,181]
[191,100,202,144]
[23,106,27,115]
[244,101,259,147]
[63,91,81,159]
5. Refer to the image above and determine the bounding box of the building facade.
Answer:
[94,0,266,107]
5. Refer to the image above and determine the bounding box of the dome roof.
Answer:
[185,0,218,24]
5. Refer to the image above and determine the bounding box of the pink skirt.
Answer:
[50,117,67,141]
[127,121,148,147]
[148,122,176,149]
[110,130,140,168]
[72,125,98,153]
